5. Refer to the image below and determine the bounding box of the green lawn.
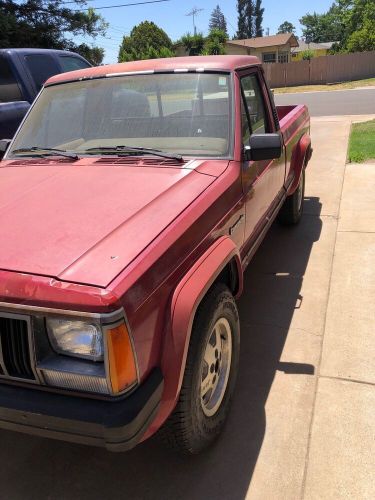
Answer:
[348,119,375,163]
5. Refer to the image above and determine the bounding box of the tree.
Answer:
[254,0,264,37]
[118,21,174,62]
[236,0,256,39]
[301,49,314,60]
[76,44,104,65]
[300,0,375,51]
[346,22,375,52]
[179,32,205,56]
[209,5,228,36]
[178,30,228,56]
[204,29,228,55]
[244,0,255,38]
[236,0,247,39]
[235,0,263,39]
[300,12,342,43]
[277,21,296,34]
[338,0,375,52]
[300,3,344,43]
[0,1,107,56]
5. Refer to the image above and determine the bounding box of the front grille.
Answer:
[0,317,35,380]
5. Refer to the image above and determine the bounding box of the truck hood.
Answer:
[0,159,218,287]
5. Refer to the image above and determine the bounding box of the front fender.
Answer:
[145,237,242,435]
[287,133,312,195]
[168,236,242,394]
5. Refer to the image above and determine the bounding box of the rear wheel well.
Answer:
[212,258,240,297]
[305,144,312,166]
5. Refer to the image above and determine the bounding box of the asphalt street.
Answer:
[274,87,375,116]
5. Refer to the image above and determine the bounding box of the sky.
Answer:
[74,0,334,63]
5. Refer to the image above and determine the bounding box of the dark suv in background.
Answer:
[0,48,91,138]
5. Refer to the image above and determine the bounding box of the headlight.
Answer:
[42,315,139,396]
[46,318,104,361]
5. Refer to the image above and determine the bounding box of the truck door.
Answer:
[239,69,285,243]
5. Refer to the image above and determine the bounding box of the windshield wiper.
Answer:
[82,146,183,162]
[12,147,79,160]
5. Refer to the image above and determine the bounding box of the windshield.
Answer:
[8,73,233,159]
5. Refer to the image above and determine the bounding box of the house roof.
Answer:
[46,55,261,86]
[293,40,336,52]
[227,33,299,49]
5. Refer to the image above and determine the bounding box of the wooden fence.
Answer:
[263,51,375,88]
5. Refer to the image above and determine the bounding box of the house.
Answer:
[291,41,336,60]
[225,33,299,64]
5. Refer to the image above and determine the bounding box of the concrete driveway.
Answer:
[0,116,374,499]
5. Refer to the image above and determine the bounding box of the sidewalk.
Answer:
[243,114,375,500]
[303,146,375,499]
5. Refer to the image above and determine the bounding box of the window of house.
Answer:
[0,55,22,102]
[262,52,276,64]
[240,74,268,136]
[278,51,289,63]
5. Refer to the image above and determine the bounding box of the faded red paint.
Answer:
[151,237,242,435]
[46,55,261,87]
[0,56,311,444]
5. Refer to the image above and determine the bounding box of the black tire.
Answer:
[278,168,305,225]
[159,283,240,454]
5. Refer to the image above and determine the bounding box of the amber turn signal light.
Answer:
[107,322,138,394]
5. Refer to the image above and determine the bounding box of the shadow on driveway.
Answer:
[0,198,322,500]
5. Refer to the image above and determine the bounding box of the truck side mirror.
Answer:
[244,133,282,162]
[0,139,11,160]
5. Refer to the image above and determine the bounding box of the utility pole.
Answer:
[186,7,204,36]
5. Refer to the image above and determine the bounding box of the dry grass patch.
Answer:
[273,77,375,94]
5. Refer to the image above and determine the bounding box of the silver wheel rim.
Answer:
[200,317,232,417]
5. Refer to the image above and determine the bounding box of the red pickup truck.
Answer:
[0,56,311,454]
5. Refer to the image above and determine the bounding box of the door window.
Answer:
[241,95,251,145]
[59,56,91,72]
[240,74,268,135]
[24,54,60,91]
[0,55,22,102]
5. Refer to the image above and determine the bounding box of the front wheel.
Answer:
[159,283,240,454]
[278,169,305,225]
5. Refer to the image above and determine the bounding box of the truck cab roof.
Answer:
[46,55,261,87]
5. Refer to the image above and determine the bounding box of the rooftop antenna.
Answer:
[186,7,204,36]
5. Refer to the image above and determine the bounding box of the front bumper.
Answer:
[0,368,163,452]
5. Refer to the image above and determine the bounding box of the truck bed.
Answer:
[276,104,310,141]
[277,104,309,128]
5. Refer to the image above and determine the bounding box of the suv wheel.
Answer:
[278,168,305,225]
[159,283,240,454]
